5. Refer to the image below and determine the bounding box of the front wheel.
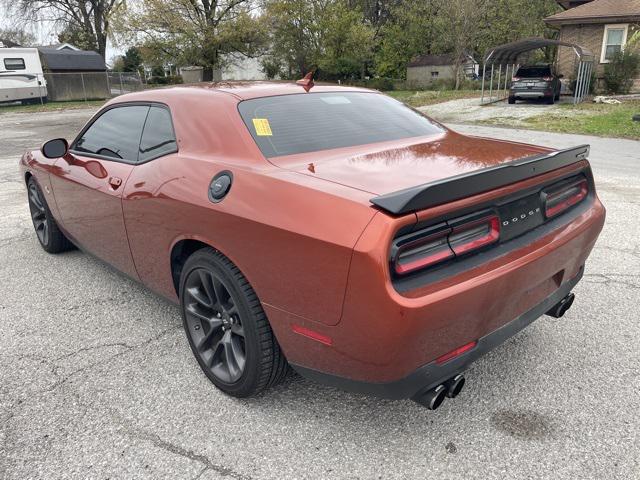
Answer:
[27,177,74,253]
[180,248,288,397]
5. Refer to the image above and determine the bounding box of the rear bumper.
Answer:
[291,266,582,399]
[511,89,552,98]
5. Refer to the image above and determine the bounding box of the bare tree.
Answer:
[8,0,125,58]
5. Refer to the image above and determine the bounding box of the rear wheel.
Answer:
[27,177,74,253]
[546,95,555,105]
[508,96,516,104]
[179,248,288,397]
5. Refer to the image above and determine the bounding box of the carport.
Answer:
[480,37,594,105]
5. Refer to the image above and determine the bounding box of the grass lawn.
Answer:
[386,89,480,107]
[0,100,105,115]
[520,101,640,140]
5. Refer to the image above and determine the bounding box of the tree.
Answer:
[317,1,375,80]
[261,0,324,78]
[57,22,99,51]
[375,0,441,78]
[122,46,142,72]
[127,0,266,80]
[0,27,36,46]
[10,0,125,58]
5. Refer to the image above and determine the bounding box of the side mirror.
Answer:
[41,138,69,159]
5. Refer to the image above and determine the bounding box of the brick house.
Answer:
[545,0,640,91]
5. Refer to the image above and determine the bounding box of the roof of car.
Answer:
[182,80,377,99]
[116,81,376,103]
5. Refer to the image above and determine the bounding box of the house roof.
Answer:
[39,43,80,51]
[408,54,456,68]
[545,0,640,24]
[37,48,106,72]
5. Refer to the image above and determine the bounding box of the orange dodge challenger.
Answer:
[20,80,605,409]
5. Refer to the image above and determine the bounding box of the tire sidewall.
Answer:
[179,250,263,396]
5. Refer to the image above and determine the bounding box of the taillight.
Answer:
[542,76,553,81]
[542,178,588,219]
[512,76,520,81]
[448,214,500,255]
[392,210,500,275]
[394,224,453,275]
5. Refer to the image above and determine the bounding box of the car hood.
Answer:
[269,130,552,196]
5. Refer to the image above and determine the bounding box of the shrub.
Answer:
[603,50,640,94]
[148,75,183,85]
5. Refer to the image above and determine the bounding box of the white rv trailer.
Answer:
[0,48,48,104]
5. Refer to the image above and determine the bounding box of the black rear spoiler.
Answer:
[370,144,590,215]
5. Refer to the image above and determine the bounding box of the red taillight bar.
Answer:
[449,215,500,256]
[392,212,500,276]
[543,178,588,218]
[394,230,454,275]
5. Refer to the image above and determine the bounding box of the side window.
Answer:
[139,106,178,162]
[4,58,26,70]
[73,105,149,162]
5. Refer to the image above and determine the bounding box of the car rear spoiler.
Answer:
[370,144,590,215]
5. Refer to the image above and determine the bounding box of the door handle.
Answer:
[109,176,123,189]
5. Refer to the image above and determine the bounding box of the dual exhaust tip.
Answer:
[414,374,465,410]
[415,292,576,410]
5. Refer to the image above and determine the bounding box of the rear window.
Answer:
[515,66,551,78]
[238,92,443,157]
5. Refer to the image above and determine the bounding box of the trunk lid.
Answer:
[269,130,551,196]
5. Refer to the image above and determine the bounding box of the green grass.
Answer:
[386,89,480,107]
[0,100,105,114]
[520,101,640,140]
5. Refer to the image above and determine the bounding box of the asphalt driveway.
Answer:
[0,108,638,479]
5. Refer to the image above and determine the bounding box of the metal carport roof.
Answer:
[484,37,594,65]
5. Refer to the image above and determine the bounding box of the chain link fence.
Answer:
[42,72,144,102]
[0,71,146,106]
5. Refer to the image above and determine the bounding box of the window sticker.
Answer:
[252,118,273,136]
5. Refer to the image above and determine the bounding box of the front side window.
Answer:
[73,106,149,162]
[601,24,628,62]
[139,106,177,162]
[4,58,25,70]
[238,92,444,158]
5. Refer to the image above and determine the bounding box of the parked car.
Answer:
[20,81,605,409]
[509,64,562,104]
[0,47,47,104]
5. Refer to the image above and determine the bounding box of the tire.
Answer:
[508,96,516,104]
[179,248,288,397]
[27,177,74,253]
[546,96,555,105]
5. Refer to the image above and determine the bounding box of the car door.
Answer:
[49,104,150,279]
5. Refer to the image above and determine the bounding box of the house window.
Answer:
[601,24,628,63]
[4,58,26,70]
[431,71,439,78]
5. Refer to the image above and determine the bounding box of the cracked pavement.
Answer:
[0,108,638,479]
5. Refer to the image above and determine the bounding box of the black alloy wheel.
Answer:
[184,268,247,383]
[28,180,49,246]
[26,177,74,253]
[180,248,288,397]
